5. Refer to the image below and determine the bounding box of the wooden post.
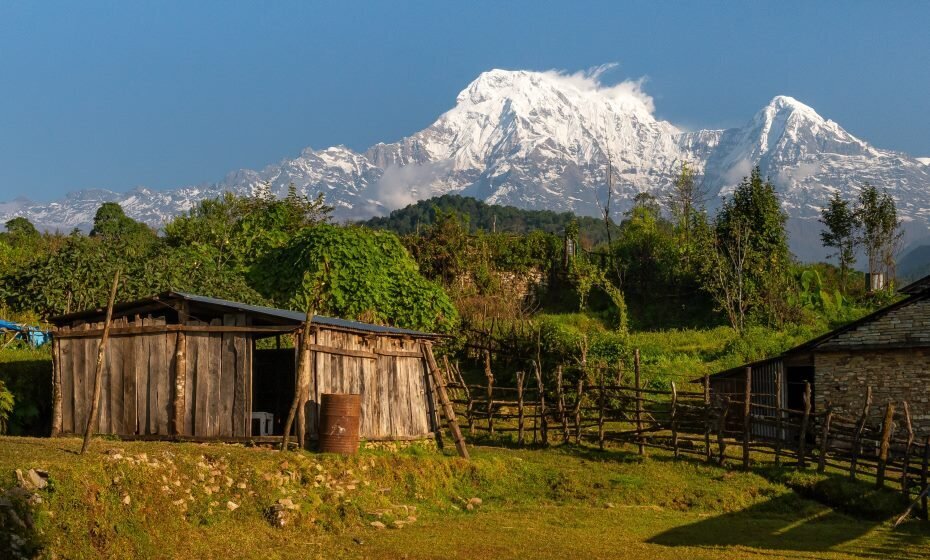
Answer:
[774,367,782,465]
[573,377,584,444]
[850,386,873,480]
[876,401,895,488]
[634,348,644,455]
[716,396,729,466]
[556,366,568,443]
[281,310,314,451]
[484,350,494,436]
[798,382,812,468]
[817,404,833,474]
[902,401,915,496]
[422,342,469,459]
[598,369,606,451]
[671,381,679,459]
[704,372,711,462]
[516,370,525,446]
[80,269,120,455]
[172,331,187,435]
[742,367,752,470]
[922,434,929,519]
[533,360,548,446]
[50,335,62,437]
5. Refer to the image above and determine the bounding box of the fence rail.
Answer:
[440,358,930,520]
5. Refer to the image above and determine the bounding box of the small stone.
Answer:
[370,521,386,530]
[468,497,482,506]
[237,482,247,489]
[122,494,131,505]
[226,501,239,511]
[391,520,406,529]
[466,503,474,511]
[406,515,417,523]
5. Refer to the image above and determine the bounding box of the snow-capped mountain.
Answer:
[4,68,930,260]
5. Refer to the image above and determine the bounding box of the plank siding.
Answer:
[56,314,435,441]
[59,327,74,433]
[123,321,137,435]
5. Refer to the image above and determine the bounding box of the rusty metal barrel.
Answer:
[318,393,361,454]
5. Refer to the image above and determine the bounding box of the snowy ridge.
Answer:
[3,69,930,260]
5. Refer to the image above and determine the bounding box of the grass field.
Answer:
[1,436,928,559]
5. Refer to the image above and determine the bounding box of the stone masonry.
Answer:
[815,348,930,432]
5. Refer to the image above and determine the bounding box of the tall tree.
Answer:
[667,161,706,261]
[703,167,794,328]
[819,192,860,293]
[857,184,902,289]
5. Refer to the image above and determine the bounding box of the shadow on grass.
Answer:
[467,434,643,464]
[647,491,930,558]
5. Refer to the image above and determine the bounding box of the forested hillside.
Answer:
[361,194,619,246]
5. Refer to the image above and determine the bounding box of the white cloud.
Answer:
[539,64,656,115]
[722,158,754,187]
[369,160,453,211]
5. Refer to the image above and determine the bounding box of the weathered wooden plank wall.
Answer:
[57,313,251,438]
[305,328,434,441]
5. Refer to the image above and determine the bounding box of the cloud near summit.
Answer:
[539,63,655,115]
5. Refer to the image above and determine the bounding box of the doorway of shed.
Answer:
[251,348,296,436]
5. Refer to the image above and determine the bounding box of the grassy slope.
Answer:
[1,437,928,559]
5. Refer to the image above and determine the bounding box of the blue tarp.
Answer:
[0,319,51,347]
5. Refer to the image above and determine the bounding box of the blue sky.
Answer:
[1,1,928,201]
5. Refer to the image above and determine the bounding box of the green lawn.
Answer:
[0,436,927,559]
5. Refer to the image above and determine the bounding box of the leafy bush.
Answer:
[0,380,13,434]
[0,347,51,435]
[252,224,458,333]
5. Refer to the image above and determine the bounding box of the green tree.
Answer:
[668,162,706,254]
[819,192,860,293]
[3,217,39,241]
[703,167,795,329]
[856,184,902,289]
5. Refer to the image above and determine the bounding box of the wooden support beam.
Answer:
[172,331,187,435]
[850,387,873,480]
[817,403,833,474]
[703,372,711,463]
[533,360,548,447]
[422,342,469,459]
[774,366,783,465]
[50,337,62,437]
[484,350,495,436]
[798,382,812,469]
[80,269,120,455]
[281,310,314,451]
[902,401,915,496]
[742,367,751,470]
[876,401,895,488]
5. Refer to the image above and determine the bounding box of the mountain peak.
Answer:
[760,95,824,123]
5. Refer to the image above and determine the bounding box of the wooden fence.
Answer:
[439,354,930,519]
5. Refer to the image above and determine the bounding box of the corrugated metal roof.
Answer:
[170,291,436,337]
[50,291,439,338]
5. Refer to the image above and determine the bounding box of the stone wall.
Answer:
[815,348,930,432]
[819,296,930,349]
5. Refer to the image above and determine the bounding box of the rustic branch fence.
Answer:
[440,355,930,519]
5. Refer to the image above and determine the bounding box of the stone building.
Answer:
[710,276,930,432]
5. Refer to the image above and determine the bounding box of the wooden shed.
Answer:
[48,292,445,444]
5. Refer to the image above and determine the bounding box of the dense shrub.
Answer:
[252,224,458,333]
